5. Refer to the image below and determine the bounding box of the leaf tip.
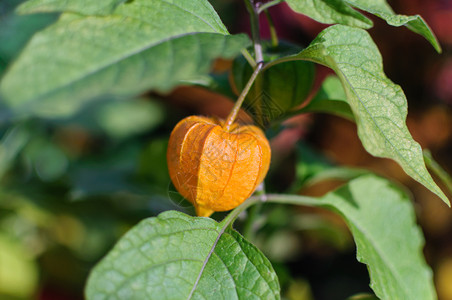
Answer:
[434,189,450,207]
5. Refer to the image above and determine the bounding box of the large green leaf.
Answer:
[269,175,437,300]
[285,0,372,29]
[344,0,441,52]
[269,24,448,205]
[285,0,440,52]
[0,10,57,77]
[17,0,124,15]
[0,0,250,117]
[85,211,280,299]
[321,176,436,299]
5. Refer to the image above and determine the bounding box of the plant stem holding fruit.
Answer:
[224,0,269,131]
[224,62,263,131]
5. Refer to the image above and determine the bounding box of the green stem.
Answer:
[221,193,322,227]
[263,55,300,71]
[244,0,264,63]
[262,193,321,206]
[257,0,283,14]
[241,49,256,68]
[220,196,259,228]
[224,62,263,131]
[224,1,268,131]
[264,9,279,48]
[223,0,280,230]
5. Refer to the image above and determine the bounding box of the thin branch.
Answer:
[264,9,279,47]
[244,0,264,63]
[224,62,264,131]
[241,49,257,67]
[257,0,284,14]
[220,192,322,227]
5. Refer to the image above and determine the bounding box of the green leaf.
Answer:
[344,0,441,53]
[300,75,354,120]
[0,0,250,117]
[285,0,441,52]
[269,175,437,300]
[85,211,280,299]
[321,176,436,300]
[270,24,449,205]
[17,0,124,15]
[0,11,58,77]
[285,0,373,29]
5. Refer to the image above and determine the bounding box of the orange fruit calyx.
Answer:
[167,116,271,217]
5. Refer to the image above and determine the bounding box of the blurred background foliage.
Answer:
[1,0,452,299]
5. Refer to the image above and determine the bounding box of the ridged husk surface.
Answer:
[167,116,271,217]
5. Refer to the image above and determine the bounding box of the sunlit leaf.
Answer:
[321,176,436,300]
[286,0,440,52]
[0,0,250,117]
[344,0,441,52]
[285,0,372,29]
[270,24,449,205]
[85,211,280,299]
[17,0,124,15]
[271,175,437,299]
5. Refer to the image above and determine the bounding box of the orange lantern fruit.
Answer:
[167,115,271,217]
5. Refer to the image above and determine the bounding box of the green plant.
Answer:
[1,0,451,299]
